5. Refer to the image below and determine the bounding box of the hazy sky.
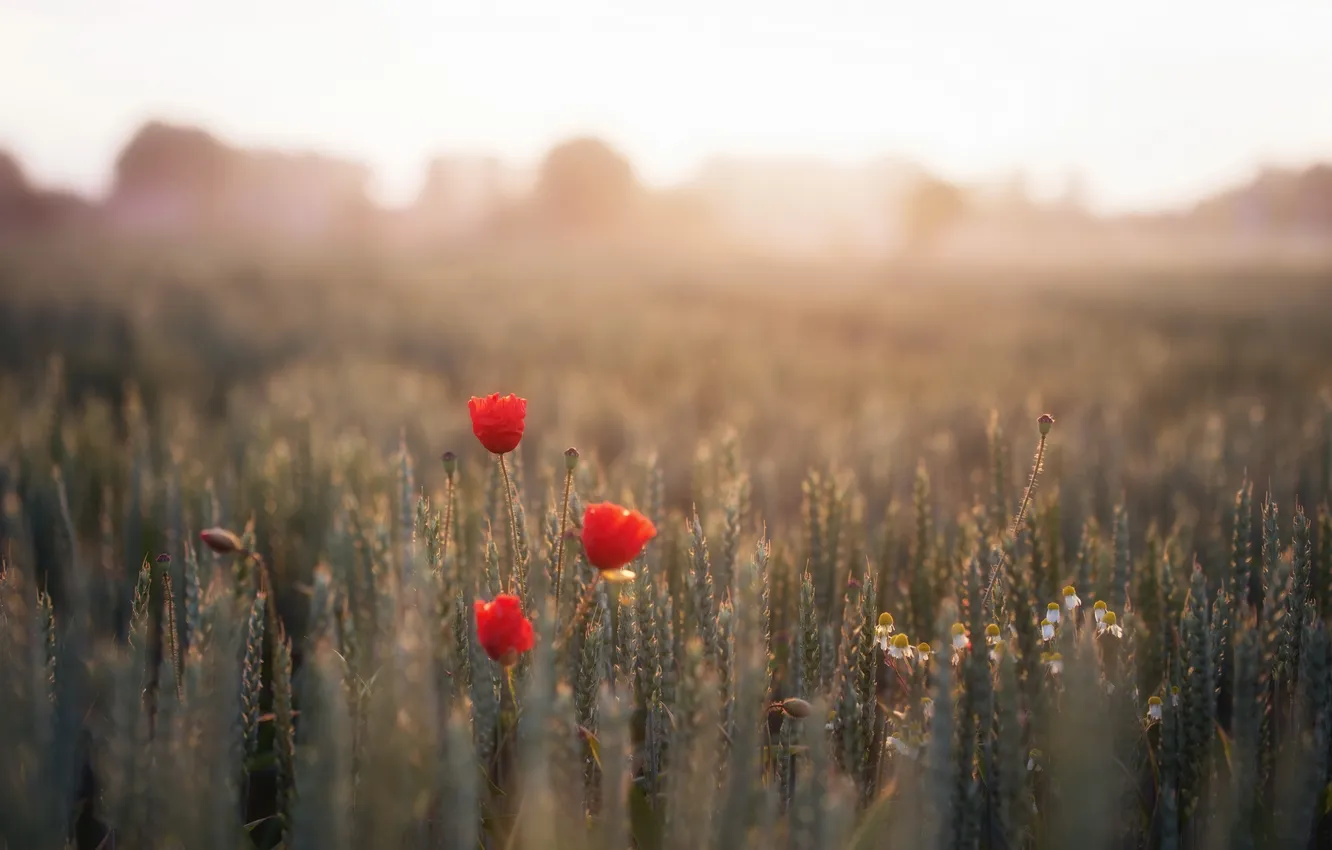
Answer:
[3,0,1332,212]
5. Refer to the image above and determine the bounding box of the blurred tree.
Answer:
[108,121,376,241]
[0,150,30,199]
[0,151,93,236]
[899,173,970,257]
[0,150,32,234]
[113,121,231,198]
[1190,164,1332,232]
[534,136,640,232]
[0,151,35,239]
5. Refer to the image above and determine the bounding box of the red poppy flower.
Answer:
[580,502,657,582]
[468,393,527,454]
[474,593,535,666]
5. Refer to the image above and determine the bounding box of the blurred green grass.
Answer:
[3,245,1330,514]
[4,244,1332,850]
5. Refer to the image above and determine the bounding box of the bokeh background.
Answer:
[3,0,1332,523]
[5,6,1332,850]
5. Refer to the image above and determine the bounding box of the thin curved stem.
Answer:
[982,432,1048,613]
[498,453,523,593]
[440,468,457,577]
[556,578,601,653]
[553,463,576,609]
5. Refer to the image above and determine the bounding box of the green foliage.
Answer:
[4,261,1332,849]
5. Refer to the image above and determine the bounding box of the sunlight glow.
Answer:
[3,0,1331,211]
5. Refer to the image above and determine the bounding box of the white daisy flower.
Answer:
[1147,696,1162,721]
[1096,611,1123,639]
[887,736,919,759]
[1041,619,1055,641]
[1062,585,1082,611]
[1092,600,1107,624]
[1045,602,1060,625]
[951,622,968,652]
[888,632,915,661]
[875,612,895,651]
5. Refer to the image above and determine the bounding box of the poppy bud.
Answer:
[565,447,580,472]
[441,451,457,476]
[155,553,172,564]
[1037,413,1055,436]
[200,527,244,556]
[779,697,813,718]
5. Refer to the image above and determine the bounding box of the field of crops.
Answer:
[2,245,1332,850]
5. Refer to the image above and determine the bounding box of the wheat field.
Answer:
[2,245,1332,850]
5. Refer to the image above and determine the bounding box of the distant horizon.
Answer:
[9,113,1331,218]
[5,0,1332,213]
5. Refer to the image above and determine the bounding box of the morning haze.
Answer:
[4,5,1332,850]
[3,0,1332,262]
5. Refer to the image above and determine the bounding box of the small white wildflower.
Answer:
[916,642,933,664]
[989,639,1006,663]
[1045,602,1060,625]
[888,632,915,661]
[1171,687,1180,707]
[1096,611,1123,639]
[1041,619,1055,641]
[920,696,934,720]
[1045,652,1063,675]
[1062,585,1082,611]
[887,736,919,759]
[1147,696,1162,721]
[1093,600,1107,624]
[984,623,1002,646]
[1027,748,1043,772]
[951,622,968,652]
[875,612,895,650]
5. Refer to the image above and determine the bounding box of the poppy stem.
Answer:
[556,578,600,652]
[160,570,183,700]
[505,665,518,707]
[552,459,576,610]
[440,464,457,580]
[498,453,524,593]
